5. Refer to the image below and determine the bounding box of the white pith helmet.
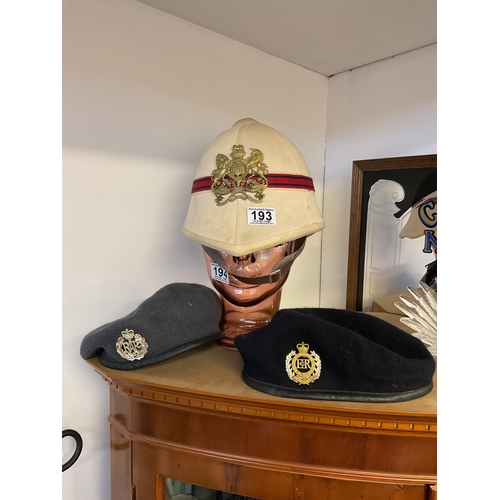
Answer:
[182,118,325,256]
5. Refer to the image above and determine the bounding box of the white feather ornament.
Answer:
[394,282,437,356]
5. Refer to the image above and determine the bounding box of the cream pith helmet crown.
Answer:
[182,118,325,256]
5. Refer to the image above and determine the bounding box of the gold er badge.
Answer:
[285,342,321,385]
[116,329,149,361]
[211,144,268,206]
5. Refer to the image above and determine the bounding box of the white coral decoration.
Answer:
[394,282,437,356]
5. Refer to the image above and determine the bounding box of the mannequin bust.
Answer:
[203,239,303,349]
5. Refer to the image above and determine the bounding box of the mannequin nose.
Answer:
[233,253,256,264]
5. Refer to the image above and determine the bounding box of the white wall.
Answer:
[320,44,437,308]
[62,1,327,499]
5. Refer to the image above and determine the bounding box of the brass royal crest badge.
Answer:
[211,144,269,206]
[285,342,322,385]
[116,329,149,361]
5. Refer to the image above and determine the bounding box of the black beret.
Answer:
[234,308,436,402]
[80,283,223,370]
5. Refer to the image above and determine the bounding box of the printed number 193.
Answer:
[247,207,276,225]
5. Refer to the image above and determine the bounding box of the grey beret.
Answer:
[80,283,223,370]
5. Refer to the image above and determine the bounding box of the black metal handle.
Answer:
[62,429,83,472]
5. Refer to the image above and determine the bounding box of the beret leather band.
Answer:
[241,372,433,403]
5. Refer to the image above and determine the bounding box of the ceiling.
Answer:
[136,0,437,77]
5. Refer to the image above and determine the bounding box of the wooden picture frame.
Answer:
[346,154,437,311]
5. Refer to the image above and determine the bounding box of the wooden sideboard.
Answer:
[87,313,437,500]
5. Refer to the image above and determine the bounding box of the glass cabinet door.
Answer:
[164,478,261,500]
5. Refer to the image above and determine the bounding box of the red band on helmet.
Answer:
[191,173,315,194]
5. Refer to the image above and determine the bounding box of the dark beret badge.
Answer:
[285,342,322,385]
